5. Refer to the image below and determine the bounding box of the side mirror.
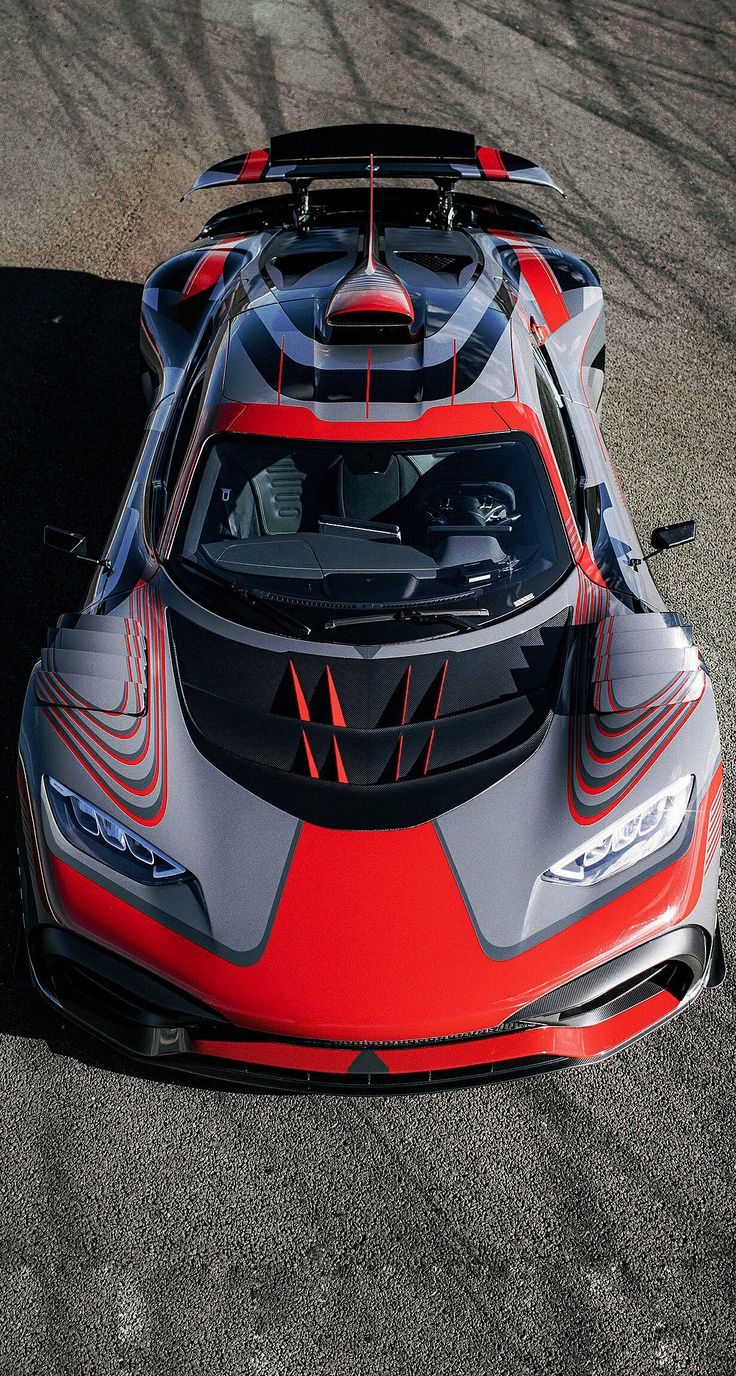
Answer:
[44,525,112,575]
[44,526,89,558]
[651,520,696,552]
[628,519,697,572]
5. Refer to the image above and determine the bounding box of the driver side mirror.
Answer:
[651,520,696,552]
[44,526,89,558]
[44,525,112,575]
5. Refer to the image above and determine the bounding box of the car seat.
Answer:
[228,455,305,538]
[330,450,419,524]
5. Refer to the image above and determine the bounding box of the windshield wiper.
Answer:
[324,608,492,633]
[166,556,312,637]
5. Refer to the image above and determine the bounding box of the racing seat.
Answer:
[330,451,419,524]
[228,455,305,538]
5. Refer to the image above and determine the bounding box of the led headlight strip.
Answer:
[46,777,186,882]
[543,775,694,886]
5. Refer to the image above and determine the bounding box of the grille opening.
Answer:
[50,961,174,1026]
[46,958,222,1034]
[560,960,693,1024]
[513,956,697,1031]
[324,318,419,344]
[396,250,473,277]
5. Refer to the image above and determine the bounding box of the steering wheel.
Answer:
[423,482,521,530]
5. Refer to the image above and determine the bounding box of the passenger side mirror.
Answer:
[44,525,112,575]
[651,520,697,552]
[628,519,696,572]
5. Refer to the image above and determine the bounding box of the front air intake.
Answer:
[325,153,414,328]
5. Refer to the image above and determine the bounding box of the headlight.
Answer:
[542,776,694,886]
[46,777,187,883]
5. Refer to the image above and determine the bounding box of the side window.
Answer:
[165,375,205,494]
[535,364,584,536]
[536,367,575,498]
[149,376,204,545]
[586,484,602,545]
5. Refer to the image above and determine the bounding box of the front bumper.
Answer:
[21,917,715,1094]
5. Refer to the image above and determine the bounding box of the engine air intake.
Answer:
[326,154,414,327]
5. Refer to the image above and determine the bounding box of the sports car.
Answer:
[16,124,724,1091]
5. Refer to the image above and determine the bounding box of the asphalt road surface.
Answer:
[1,3,734,1373]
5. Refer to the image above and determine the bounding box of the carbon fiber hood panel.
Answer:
[168,605,570,828]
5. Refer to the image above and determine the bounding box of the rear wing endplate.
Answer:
[183,123,564,198]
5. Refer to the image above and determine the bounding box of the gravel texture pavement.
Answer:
[0,3,734,1373]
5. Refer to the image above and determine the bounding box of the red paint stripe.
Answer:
[451,336,457,403]
[277,334,285,406]
[568,683,705,826]
[43,671,149,762]
[433,660,449,720]
[422,726,436,776]
[498,231,571,333]
[704,769,724,869]
[180,237,246,301]
[600,669,696,717]
[289,660,310,721]
[395,654,412,782]
[325,666,346,727]
[584,699,684,766]
[40,586,168,826]
[40,666,135,722]
[394,735,404,783]
[494,399,581,558]
[594,702,671,740]
[332,736,348,783]
[192,988,679,1074]
[237,148,268,182]
[576,694,695,797]
[206,399,510,444]
[400,665,412,725]
[301,730,319,779]
[477,145,507,179]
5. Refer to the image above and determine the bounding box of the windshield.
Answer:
[172,432,571,634]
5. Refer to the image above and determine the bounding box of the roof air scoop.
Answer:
[326,154,414,326]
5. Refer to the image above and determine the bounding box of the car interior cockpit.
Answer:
[181,433,566,607]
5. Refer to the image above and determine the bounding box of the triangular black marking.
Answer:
[348,1049,389,1075]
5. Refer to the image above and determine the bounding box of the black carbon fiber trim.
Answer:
[270,125,477,162]
[165,1053,572,1095]
[509,926,706,1025]
[168,607,568,828]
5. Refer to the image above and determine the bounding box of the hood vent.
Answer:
[169,608,569,829]
[396,249,473,280]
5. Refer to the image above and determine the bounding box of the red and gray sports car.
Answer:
[17,124,724,1091]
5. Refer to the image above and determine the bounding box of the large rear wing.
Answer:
[183,123,564,198]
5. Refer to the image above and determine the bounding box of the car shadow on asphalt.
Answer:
[0,266,158,1076]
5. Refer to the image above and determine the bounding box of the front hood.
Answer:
[167,590,570,829]
[24,568,719,1042]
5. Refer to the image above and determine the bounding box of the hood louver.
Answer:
[168,609,569,829]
